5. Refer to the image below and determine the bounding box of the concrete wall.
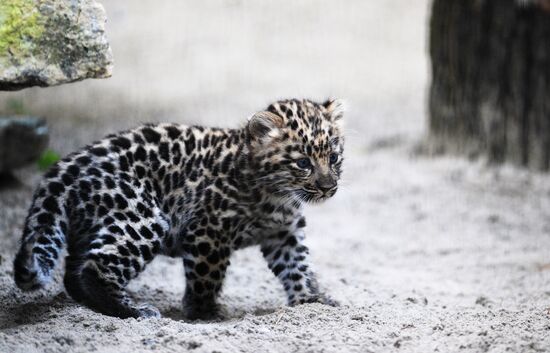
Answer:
[0,0,429,154]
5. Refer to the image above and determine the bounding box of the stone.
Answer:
[0,116,49,172]
[0,0,113,91]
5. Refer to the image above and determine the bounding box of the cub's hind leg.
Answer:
[64,220,166,318]
[181,237,232,320]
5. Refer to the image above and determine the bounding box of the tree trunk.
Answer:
[428,0,550,170]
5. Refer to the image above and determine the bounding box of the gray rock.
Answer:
[0,0,113,91]
[0,116,49,172]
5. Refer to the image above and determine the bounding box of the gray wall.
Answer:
[0,0,429,154]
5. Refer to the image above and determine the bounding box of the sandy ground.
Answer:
[1,1,550,352]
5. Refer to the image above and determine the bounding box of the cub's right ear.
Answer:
[322,98,345,123]
[247,111,284,139]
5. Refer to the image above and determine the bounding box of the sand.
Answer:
[1,1,550,352]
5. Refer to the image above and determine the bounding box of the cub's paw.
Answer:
[182,294,223,321]
[291,294,340,307]
[184,306,224,321]
[317,295,340,307]
[135,303,161,318]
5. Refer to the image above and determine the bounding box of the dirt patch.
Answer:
[1,1,549,352]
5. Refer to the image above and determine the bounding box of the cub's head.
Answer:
[247,98,344,203]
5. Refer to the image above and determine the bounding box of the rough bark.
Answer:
[428,0,550,170]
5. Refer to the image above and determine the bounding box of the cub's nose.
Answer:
[315,177,337,193]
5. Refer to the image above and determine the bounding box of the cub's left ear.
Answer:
[322,98,345,124]
[247,111,284,139]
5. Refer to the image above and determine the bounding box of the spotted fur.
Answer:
[13,98,345,319]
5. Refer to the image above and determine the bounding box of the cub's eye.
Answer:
[329,153,339,164]
[296,158,311,169]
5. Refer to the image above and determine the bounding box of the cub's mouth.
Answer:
[296,187,338,203]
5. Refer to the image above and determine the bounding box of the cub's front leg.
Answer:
[260,218,338,306]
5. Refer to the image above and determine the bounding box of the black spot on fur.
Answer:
[126,241,141,257]
[125,225,141,240]
[120,182,137,199]
[111,136,132,149]
[135,165,146,178]
[67,165,80,177]
[126,211,140,223]
[117,245,130,257]
[165,125,182,140]
[206,250,220,264]
[151,223,164,237]
[48,182,65,195]
[108,225,124,235]
[142,127,161,144]
[185,134,196,155]
[90,147,108,156]
[135,146,147,161]
[114,194,128,209]
[284,236,298,247]
[37,212,54,225]
[42,196,61,215]
[137,202,153,218]
[102,193,114,208]
[100,162,115,174]
[139,245,153,261]
[119,156,129,172]
[139,226,154,239]
[195,262,209,276]
[105,176,116,189]
[87,167,102,177]
[159,142,170,162]
[113,212,127,221]
[272,264,285,276]
[197,242,211,256]
[98,206,109,217]
[61,174,74,186]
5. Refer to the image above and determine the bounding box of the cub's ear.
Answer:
[248,111,284,138]
[322,98,345,123]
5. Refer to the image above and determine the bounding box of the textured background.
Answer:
[1,1,549,352]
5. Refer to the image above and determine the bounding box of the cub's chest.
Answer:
[233,208,300,248]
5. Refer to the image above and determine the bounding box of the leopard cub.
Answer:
[14,98,344,320]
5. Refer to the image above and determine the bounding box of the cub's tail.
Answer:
[14,181,68,291]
